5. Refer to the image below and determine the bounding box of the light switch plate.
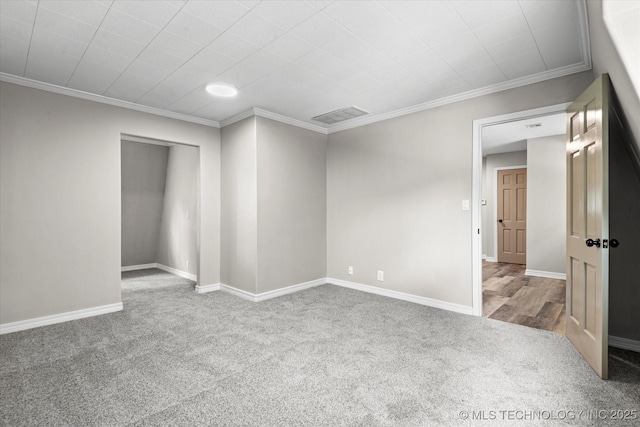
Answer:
[462,200,470,211]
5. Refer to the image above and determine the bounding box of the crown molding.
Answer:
[2,63,590,137]
[327,0,592,134]
[327,62,592,134]
[0,73,221,128]
[220,107,328,135]
[2,0,591,138]
[576,0,592,72]
[219,108,256,128]
[253,108,328,134]
[220,57,590,136]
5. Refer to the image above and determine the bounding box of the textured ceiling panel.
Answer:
[0,0,591,130]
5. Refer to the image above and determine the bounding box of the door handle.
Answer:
[586,238,601,248]
[498,219,503,223]
[610,239,619,248]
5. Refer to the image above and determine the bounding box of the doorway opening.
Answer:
[472,103,571,333]
[120,134,200,293]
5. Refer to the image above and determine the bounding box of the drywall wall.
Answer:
[220,117,257,294]
[121,141,169,266]
[608,103,640,342]
[327,71,594,308]
[526,135,566,274]
[0,81,220,325]
[156,144,198,275]
[482,151,528,261]
[256,117,327,293]
[220,116,328,294]
[588,0,640,156]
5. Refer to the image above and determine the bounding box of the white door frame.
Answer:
[471,103,571,316]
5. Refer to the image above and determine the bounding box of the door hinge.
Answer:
[603,239,608,249]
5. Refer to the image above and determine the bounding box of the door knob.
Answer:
[586,238,601,248]
[610,239,619,248]
[498,219,503,223]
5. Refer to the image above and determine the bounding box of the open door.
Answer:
[566,74,610,379]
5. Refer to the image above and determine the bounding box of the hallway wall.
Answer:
[526,135,566,275]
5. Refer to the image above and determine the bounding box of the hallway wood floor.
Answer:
[483,261,566,334]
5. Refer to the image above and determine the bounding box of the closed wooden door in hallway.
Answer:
[497,168,527,264]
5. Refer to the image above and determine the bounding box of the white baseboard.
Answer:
[156,263,197,281]
[609,336,640,353]
[485,257,497,262]
[0,302,123,335]
[121,263,197,281]
[219,278,327,302]
[525,269,566,280]
[195,283,220,294]
[121,263,156,272]
[327,278,473,316]
[219,284,256,301]
[255,278,327,302]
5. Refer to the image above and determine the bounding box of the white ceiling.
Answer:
[0,0,590,131]
[482,112,565,155]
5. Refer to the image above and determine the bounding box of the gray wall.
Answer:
[121,141,169,267]
[256,117,327,293]
[156,144,199,275]
[609,104,640,341]
[589,3,640,341]
[220,116,328,294]
[526,135,566,274]
[327,72,594,308]
[0,82,220,325]
[221,117,258,294]
[588,0,640,156]
[482,151,528,261]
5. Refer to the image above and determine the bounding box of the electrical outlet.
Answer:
[186,211,190,220]
[377,270,384,281]
[186,260,189,269]
[348,266,353,275]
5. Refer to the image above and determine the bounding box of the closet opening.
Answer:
[120,134,200,293]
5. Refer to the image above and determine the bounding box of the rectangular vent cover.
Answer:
[312,106,369,124]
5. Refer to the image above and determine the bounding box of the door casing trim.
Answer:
[471,103,572,316]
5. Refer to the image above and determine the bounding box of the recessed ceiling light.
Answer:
[205,82,237,98]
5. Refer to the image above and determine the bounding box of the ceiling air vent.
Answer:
[312,106,369,125]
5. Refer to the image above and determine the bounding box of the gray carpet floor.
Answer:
[1,268,638,426]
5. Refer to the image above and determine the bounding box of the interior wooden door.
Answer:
[497,168,527,264]
[566,74,610,379]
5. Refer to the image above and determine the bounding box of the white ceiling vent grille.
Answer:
[312,106,369,125]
